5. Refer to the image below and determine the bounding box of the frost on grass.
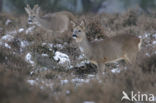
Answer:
[61,78,90,85]
[41,53,48,57]
[83,101,95,103]
[25,53,35,66]
[20,40,29,48]
[6,30,17,36]
[42,43,64,49]
[75,60,90,67]
[140,32,150,39]
[145,53,150,57]
[87,74,95,78]
[54,51,70,68]
[27,80,36,86]
[152,33,156,39]
[71,78,90,83]
[25,26,36,34]
[4,43,11,49]
[1,28,25,43]
[0,41,11,49]
[111,68,121,73]
[18,28,25,33]
[54,44,64,49]
[61,80,69,85]
[1,34,14,42]
[152,41,156,45]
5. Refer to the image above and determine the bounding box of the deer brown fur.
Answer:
[25,4,76,34]
[72,20,142,73]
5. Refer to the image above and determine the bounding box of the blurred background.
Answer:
[0,0,156,14]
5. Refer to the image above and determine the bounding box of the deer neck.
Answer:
[37,17,49,29]
[78,33,91,55]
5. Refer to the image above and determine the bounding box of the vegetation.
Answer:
[0,0,156,102]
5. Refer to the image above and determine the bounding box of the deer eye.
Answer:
[78,30,81,32]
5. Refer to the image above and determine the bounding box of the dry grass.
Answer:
[0,10,156,103]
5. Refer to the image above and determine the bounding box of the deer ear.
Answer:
[33,4,39,10]
[27,4,31,9]
[25,4,31,14]
[80,20,86,30]
[80,20,85,27]
[33,4,40,15]
[25,7,30,14]
[36,7,40,15]
[71,21,76,27]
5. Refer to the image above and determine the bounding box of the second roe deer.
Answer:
[25,4,76,34]
[72,20,142,73]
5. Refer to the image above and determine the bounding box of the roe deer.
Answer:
[25,4,76,34]
[72,20,142,73]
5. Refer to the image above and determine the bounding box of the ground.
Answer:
[0,10,156,103]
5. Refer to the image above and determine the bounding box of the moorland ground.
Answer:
[0,10,156,103]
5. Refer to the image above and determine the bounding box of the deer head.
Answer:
[25,4,40,25]
[72,20,86,42]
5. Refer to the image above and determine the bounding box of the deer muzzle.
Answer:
[72,34,77,39]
